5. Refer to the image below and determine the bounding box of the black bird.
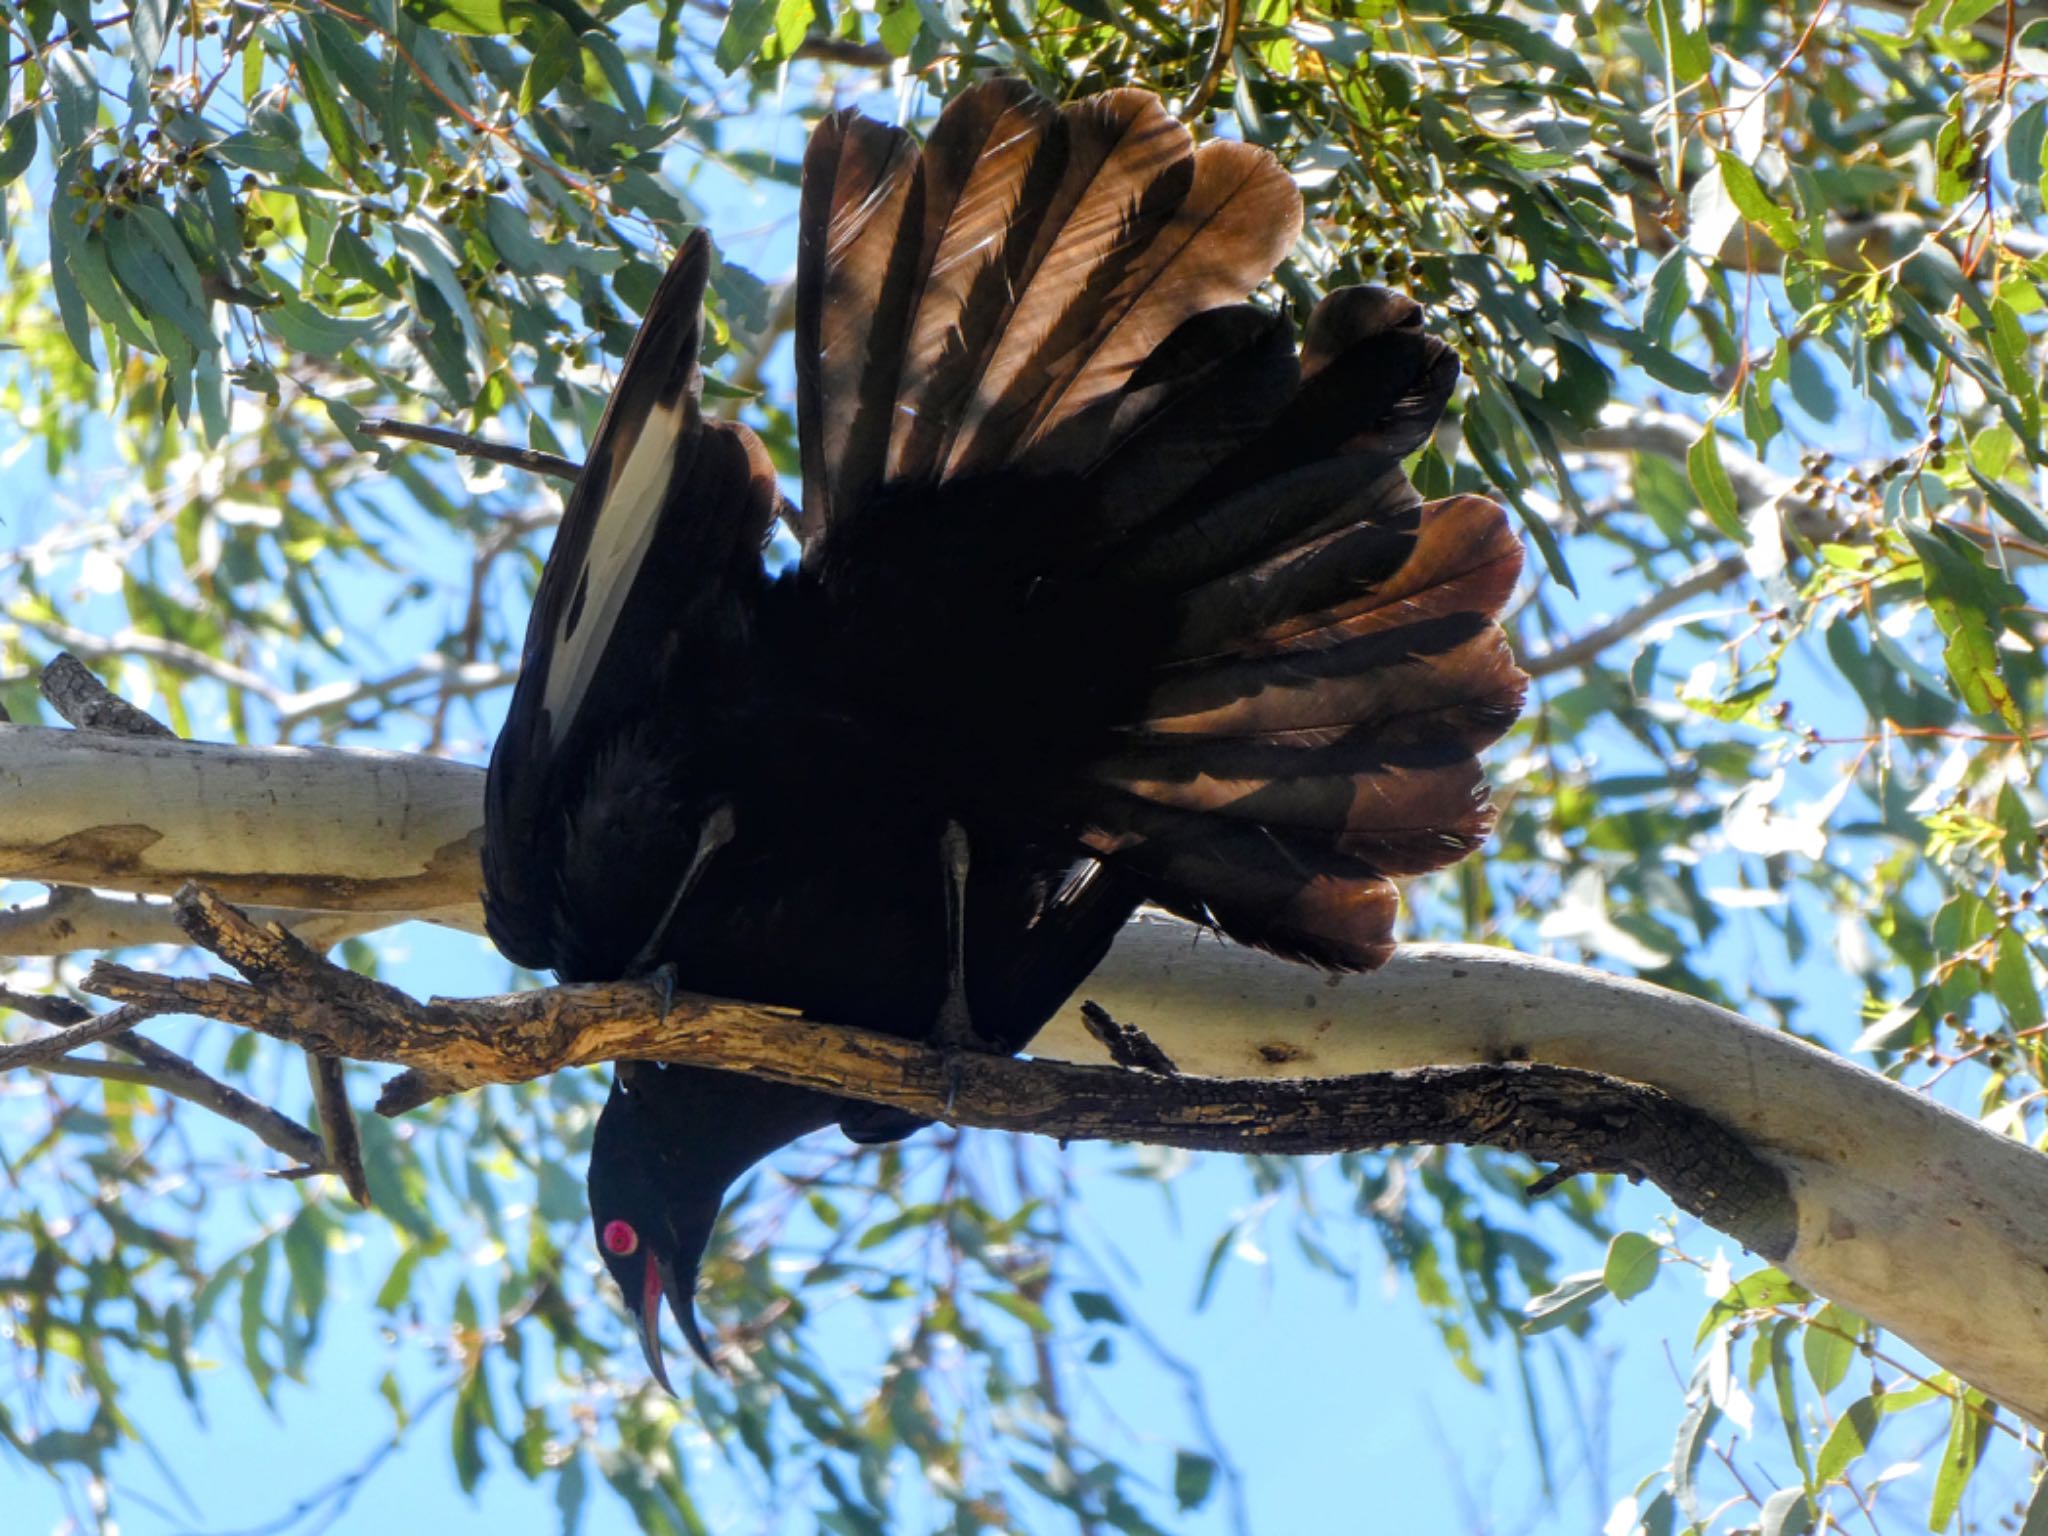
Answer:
[482,81,1527,1388]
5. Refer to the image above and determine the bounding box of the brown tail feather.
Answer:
[1011,138,1302,471]
[795,110,922,537]
[1081,811,1406,971]
[885,81,1061,484]
[800,84,1298,506]
[1078,304,1298,537]
[1168,495,1524,663]
[937,89,1191,479]
[1069,313,1524,966]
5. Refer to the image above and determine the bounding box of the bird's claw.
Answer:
[932,994,1000,1117]
[645,962,679,1027]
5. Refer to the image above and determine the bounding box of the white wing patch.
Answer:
[542,395,692,747]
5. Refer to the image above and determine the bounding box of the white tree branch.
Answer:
[0,725,484,929]
[0,886,424,957]
[1052,924,2048,1426]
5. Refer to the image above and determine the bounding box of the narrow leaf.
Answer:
[1687,428,1748,543]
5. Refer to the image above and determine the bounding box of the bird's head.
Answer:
[587,1061,842,1391]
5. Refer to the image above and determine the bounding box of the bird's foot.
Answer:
[931,994,1004,1117]
[929,989,992,1056]
[643,962,679,1027]
[930,817,994,1113]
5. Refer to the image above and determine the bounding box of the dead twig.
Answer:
[0,984,91,1026]
[42,1038,329,1168]
[359,418,582,482]
[40,652,177,737]
[1079,1000,1179,1075]
[306,1054,371,1205]
[0,1002,155,1065]
[1184,0,1242,119]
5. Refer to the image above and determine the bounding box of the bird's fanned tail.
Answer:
[793,85,1526,969]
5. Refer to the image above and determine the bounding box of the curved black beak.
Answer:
[632,1247,717,1393]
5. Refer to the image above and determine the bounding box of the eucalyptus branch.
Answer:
[273,656,516,733]
[791,34,896,68]
[1525,552,1747,678]
[10,654,382,1193]
[17,618,283,703]
[0,888,405,959]
[0,725,486,925]
[39,1042,329,1169]
[82,889,1787,1252]
[1574,407,1824,527]
[305,1053,370,1205]
[0,1001,155,1066]
[5,718,2048,1424]
[358,417,581,482]
[0,983,90,1026]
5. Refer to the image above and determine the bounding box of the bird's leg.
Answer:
[840,820,981,1138]
[931,820,1001,1117]
[931,820,978,1054]
[628,802,737,990]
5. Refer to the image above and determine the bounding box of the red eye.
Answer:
[602,1219,639,1257]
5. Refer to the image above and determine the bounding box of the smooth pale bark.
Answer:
[0,726,483,928]
[3,725,2044,1421]
[1050,922,2048,1424]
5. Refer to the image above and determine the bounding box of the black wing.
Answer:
[484,231,781,976]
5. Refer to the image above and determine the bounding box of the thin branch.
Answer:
[273,656,516,732]
[0,1002,160,1069]
[1538,403,2047,673]
[1008,1143,1106,1536]
[38,1042,329,1167]
[0,888,413,959]
[5,10,132,69]
[721,278,799,410]
[17,618,284,704]
[0,984,91,1026]
[1184,0,1243,119]
[1525,552,1747,678]
[193,1373,465,1536]
[1116,1293,1254,1536]
[306,1055,370,1206]
[791,34,895,68]
[358,417,582,482]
